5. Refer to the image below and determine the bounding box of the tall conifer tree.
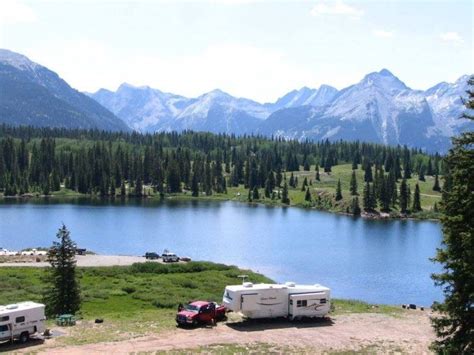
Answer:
[431,76,474,353]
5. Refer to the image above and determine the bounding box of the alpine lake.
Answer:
[0,197,442,306]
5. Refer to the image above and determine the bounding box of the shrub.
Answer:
[122,286,136,294]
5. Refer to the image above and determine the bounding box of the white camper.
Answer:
[0,302,46,343]
[222,282,330,320]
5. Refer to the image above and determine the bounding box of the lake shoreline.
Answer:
[0,191,441,222]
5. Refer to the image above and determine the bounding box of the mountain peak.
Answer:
[361,68,408,92]
[379,68,394,77]
[0,48,39,72]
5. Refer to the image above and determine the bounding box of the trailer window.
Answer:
[297,300,307,308]
[0,325,9,332]
[0,316,9,322]
[320,298,327,304]
[15,316,25,323]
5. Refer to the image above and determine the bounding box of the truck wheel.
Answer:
[192,319,198,327]
[19,332,29,343]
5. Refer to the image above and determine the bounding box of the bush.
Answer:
[121,286,136,294]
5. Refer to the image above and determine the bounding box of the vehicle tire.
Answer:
[192,319,198,327]
[19,332,29,343]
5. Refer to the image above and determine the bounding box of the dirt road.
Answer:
[0,254,163,267]
[12,311,434,354]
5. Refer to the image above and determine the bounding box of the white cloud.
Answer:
[440,32,464,45]
[0,0,37,25]
[310,0,363,18]
[373,29,394,39]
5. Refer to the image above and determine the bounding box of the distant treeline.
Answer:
[0,125,443,206]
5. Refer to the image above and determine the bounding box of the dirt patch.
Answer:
[12,311,434,354]
[0,254,174,267]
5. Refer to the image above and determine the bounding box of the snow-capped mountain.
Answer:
[272,85,338,110]
[91,69,471,152]
[91,86,272,135]
[424,75,471,137]
[0,49,129,132]
[91,83,194,132]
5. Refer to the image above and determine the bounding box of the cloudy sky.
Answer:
[0,0,472,102]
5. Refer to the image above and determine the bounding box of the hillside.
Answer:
[0,126,442,219]
[0,49,129,132]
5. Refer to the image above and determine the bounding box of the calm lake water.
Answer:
[0,198,443,306]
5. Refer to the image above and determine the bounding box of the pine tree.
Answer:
[364,162,373,182]
[351,196,361,216]
[335,179,343,201]
[281,182,290,205]
[350,170,358,195]
[43,224,81,316]
[399,178,408,214]
[301,177,308,191]
[412,183,422,212]
[289,173,295,188]
[315,164,320,181]
[135,178,143,197]
[431,76,474,354]
[305,187,312,202]
[419,166,426,182]
[191,170,199,197]
[109,178,116,196]
[120,180,126,197]
[363,182,375,212]
[303,160,310,171]
[433,174,441,192]
[252,186,260,200]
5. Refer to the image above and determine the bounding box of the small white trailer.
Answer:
[222,282,330,320]
[0,302,46,343]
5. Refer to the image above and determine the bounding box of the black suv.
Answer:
[145,252,160,260]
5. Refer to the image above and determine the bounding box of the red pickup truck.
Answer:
[176,301,226,327]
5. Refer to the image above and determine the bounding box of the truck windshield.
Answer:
[185,304,200,312]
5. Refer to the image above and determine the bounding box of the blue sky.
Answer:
[0,0,472,102]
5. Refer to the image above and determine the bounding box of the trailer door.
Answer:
[241,293,259,311]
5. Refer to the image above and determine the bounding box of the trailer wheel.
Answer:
[19,331,29,344]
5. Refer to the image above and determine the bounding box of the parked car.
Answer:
[145,252,160,260]
[162,252,179,262]
[176,301,226,327]
[179,256,191,262]
[75,248,87,256]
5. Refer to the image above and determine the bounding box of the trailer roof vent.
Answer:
[243,282,253,288]
[285,282,295,287]
[6,304,18,310]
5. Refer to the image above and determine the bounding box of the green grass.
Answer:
[0,262,272,346]
[3,163,442,220]
[0,262,272,318]
[161,164,442,219]
[331,299,401,316]
[0,264,404,347]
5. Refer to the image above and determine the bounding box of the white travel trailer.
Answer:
[222,282,331,320]
[0,248,17,256]
[0,302,46,343]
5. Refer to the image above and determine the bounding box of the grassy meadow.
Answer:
[0,262,400,345]
[141,163,441,219]
[47,164,443,219]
